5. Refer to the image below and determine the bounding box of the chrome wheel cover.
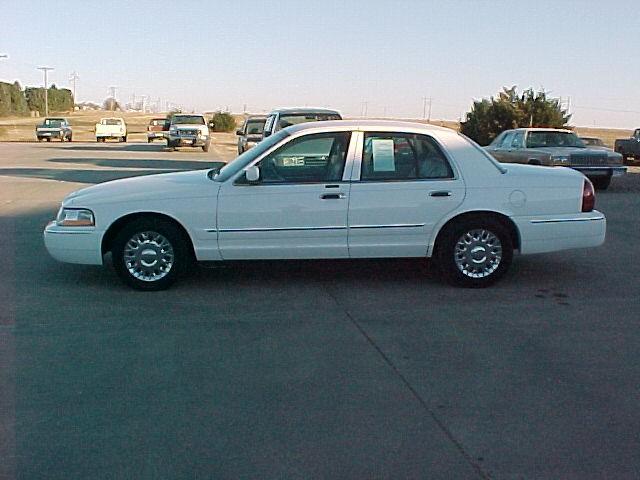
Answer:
[454,229,502,279]
[123,231,174,282]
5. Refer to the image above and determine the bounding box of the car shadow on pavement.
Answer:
[56,144,168,153]
[0,168,179,184]
[48,158,226,171]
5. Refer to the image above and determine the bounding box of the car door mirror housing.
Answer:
[236,129,243,136]
[245,165,260,183]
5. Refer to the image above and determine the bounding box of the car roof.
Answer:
[268,108,341,115]
[505,127,574,134]
[285,119,453,135]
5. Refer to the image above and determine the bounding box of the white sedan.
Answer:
[44,120,606,290]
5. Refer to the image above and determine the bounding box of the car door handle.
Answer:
[429,190,452,197]
[320,193,346,200]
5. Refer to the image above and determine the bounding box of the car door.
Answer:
[216,130,354,259]
[347,131,465,258]
[508,131,527,163]
[491,131,515,163]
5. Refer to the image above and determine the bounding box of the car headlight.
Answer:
[56,208,95,227]
[169,127,177,134]
[551,155,570,165]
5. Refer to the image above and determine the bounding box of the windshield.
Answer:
[245,120,265,135]
[101,119,122,125]
[581,137,603,146]
[214,129,290,182]
[278,113,341,129]
[526,131,585,148]
[171,115,205,125]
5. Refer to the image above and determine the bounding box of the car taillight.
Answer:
[582,179,595,212]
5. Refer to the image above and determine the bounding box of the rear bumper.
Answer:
[573,166,627,177]
[514,210,606,255]
[96,133,126,138]
[43,222,104,265]
[37,131,63,138]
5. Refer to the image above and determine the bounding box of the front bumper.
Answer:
[148,132,166,139]
[44,222,104,265]
[514,210,606,255]
[572,166,627,177]
[169,134,209,146]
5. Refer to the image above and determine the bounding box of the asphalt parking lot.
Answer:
[1,141,639,479]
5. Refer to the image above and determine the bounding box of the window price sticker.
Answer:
[372,139,395,172]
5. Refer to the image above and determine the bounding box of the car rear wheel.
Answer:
[68,135,72,142]
[591,176,611,190]
[202,141,210,152]
[435,217,513,288]
[112,218,190,291]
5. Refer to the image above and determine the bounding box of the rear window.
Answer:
[278,113,341,129]
[101,119,122,125]
[150,119,167,126]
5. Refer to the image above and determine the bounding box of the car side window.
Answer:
[511,132,524,149]
[361,133,453,181]
[263,115,276,137]
[256,132,351,184]
[499,132,515,148]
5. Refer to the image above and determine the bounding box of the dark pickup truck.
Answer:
[614,128,640,164]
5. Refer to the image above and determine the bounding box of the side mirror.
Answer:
[245,165,260,183]
[263,130,271,138]
[236,129,243,136]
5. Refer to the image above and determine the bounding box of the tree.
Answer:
[210,111,236,132]
[103,97,121,111]
[460,86,571,145]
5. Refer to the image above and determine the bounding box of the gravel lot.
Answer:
[1,141,639,479]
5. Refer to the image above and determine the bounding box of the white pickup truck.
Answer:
[95,118,127,143]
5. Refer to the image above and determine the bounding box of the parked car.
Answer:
[614,128,640,164]
[262,108,341,139]
[44,120,606,291]
[167,114,210,152]
[579,137,609,150]
[486,128,626,190]
[147,118,169,142]
[36,118,72,142]
[95,117,127,142]
[236,115,267,154]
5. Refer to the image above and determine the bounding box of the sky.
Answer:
[2,0,639,128]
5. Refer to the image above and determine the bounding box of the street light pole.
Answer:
[37,66,54,116]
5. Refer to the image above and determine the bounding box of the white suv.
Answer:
[167,114,210,152]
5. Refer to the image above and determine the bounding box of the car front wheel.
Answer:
[591,176,611,190]
[435,217,513,288]
[112,218,191,291]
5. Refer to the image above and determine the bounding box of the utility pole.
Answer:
[422,96,427,119]
[37,67,54,116]
[108,86,118,110]
[428,97,432,122]
[69,71,79,106]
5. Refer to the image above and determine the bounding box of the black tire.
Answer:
[148,138,152,143]
[202,141,210,152]
[37,137,43,142]
[111,218,191,291]
[68,135,72,142]
[122,136,127,143]
[46,137,51,142]
[60,135,65,142]
[435,217,513,288]
[591,176,611,190]
[167,140,175,151]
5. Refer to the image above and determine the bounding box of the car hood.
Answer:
[63,169,218,207]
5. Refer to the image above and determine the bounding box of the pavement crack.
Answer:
[324,286,491,480]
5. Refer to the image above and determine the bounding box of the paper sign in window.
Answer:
[372,139,395,172]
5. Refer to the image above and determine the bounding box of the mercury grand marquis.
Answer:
[44,120,606,290]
